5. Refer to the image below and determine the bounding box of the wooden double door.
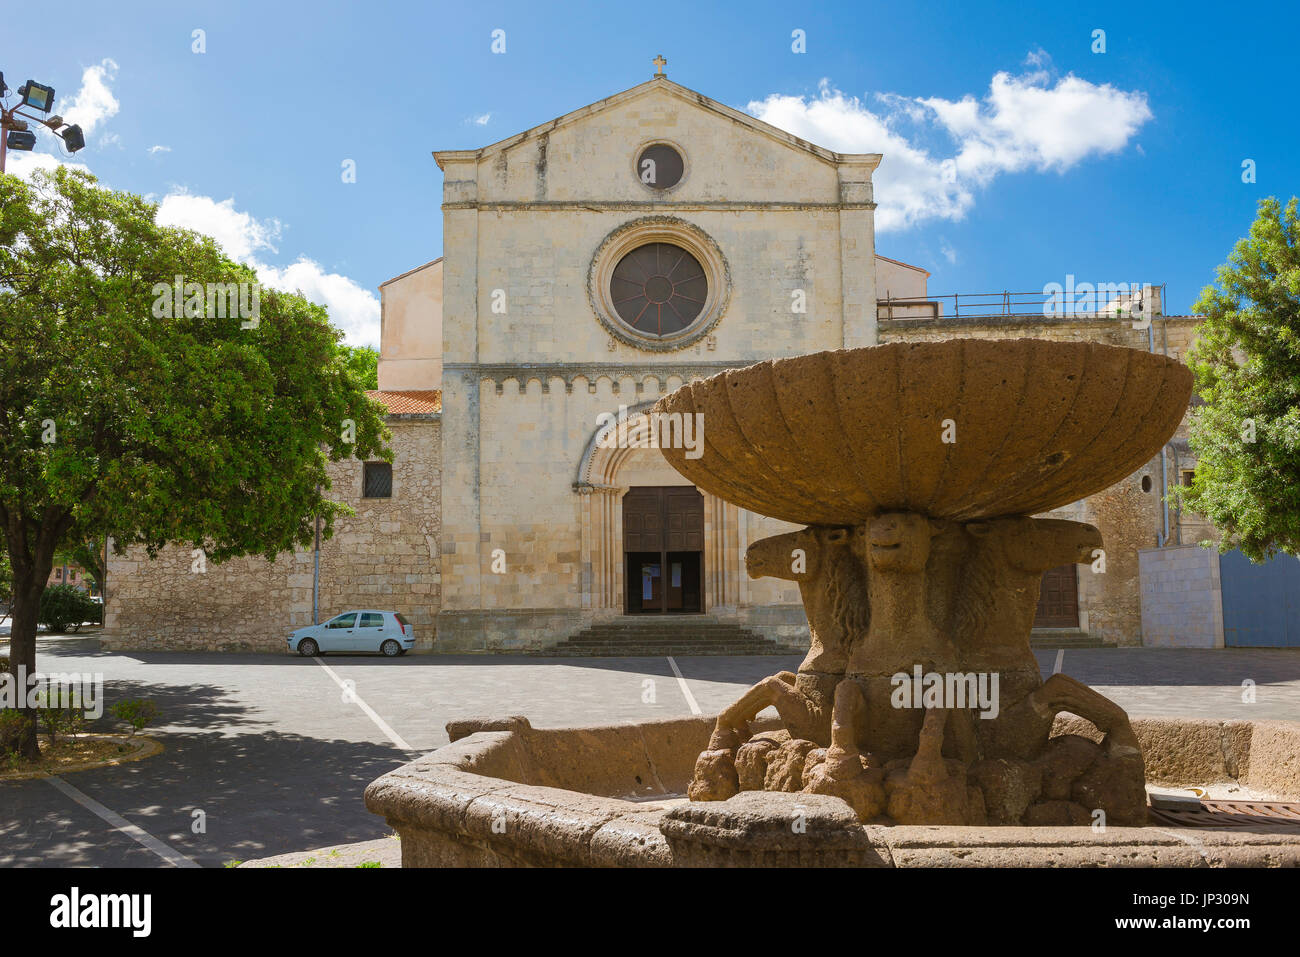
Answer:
[1034,564,1080,628]
[623,486,704,614]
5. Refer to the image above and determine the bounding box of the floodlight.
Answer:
[0,72,7,97]
[19,80,54,112]
[6,129,37,151]
[60,124,84,152]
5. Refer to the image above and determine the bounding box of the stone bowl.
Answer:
[652,339,1194,525]
[365,714,1300,867]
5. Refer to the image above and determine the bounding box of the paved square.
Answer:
[2,635,1296,867]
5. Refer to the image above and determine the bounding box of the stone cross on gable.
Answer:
[653,55,667,77]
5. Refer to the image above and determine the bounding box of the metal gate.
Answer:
[1220,548,1300,647]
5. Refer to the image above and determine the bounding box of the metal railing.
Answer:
[878,283,1167,322]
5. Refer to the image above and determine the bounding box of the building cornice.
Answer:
[443,200,875,212]
[444,360,753,395]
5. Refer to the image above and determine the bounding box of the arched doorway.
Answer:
[623,486,704,613]
[576,401,742,615]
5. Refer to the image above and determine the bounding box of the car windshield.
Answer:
[395,613,409,626]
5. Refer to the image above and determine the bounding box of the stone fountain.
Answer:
[656,338,1189,827]
[366,339,1300,866]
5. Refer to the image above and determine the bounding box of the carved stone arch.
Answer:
[575,400,657,489]
[574,402,738,614]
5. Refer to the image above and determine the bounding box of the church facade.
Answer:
[104,71,1206,653]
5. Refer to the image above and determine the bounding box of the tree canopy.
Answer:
[340,345,379,390]
[0,165,389,757]
[1183,196,1300,561]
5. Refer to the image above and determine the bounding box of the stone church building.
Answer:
[105,69,1206,653]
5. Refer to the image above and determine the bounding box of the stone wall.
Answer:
[104,418,441,652]
[1138,544,1225,648]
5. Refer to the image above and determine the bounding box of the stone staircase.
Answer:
[539,617,806,657]
[1030,632,1115,650]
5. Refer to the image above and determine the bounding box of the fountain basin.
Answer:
[364,714,1300,867]
[653,339,1193,524]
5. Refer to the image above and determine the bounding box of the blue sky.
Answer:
[8,0,1299,343]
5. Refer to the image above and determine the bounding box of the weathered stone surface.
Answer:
[1072,751,1149,827]
[447,715,532,743]
[969,758,1042,825]
[658,340,1188,825]
[688,749,739,802]
[763,738,819,792]
[366,711,1300,866]
[655,339,1193,526]
[1037,734,1103,801]
[735,732,786,791]
[659,791,891,867]
[105,417,442,651]
[1026,800,1094,826]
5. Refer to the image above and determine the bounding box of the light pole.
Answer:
[0,71,86,174]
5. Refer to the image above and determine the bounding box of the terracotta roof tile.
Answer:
[365,390,442,415]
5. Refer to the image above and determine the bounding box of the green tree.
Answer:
[1182,197,1300,561]
[0,547,11,612]
[0,167,389,758]
[340,345,379,391]
[52,539,106,594]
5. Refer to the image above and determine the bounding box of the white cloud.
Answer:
[748,60,1152,232]
[157,191,379,346]
[63,58,120,135]
[939,239,957,265]
[157,192,281,261]
[3,150,92,181]
[259,259,381,346]
[7,59,377,346]
[468,112,492,126]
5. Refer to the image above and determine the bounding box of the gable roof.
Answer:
[876,254,931,278]
[434,76,881,172]
[379,257,442,289]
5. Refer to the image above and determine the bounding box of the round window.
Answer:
[636,143,684,190]
[610,242,707,337]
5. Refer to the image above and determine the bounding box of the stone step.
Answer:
[537,645,800,657]
[1030,636,1116,649]
[543,618,804,657]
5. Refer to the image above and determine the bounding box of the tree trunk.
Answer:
[5,574,44,760]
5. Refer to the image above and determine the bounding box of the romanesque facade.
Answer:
[105,72,1206,652]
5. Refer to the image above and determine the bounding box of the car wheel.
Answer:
[381,639,402,657]
[298,638,319,657]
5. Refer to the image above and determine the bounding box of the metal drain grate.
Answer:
[1149,799,1300,830]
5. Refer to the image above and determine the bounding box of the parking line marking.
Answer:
[1053,649,1065,675]
[45,775,199,868]
[666,656,701,715]
[312,658,416,752]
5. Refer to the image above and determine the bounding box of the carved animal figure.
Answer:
[711,525,867,746]
[949,517,1103,760]
[828,512,978,771]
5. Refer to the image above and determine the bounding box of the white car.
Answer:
[287,610,414,657]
